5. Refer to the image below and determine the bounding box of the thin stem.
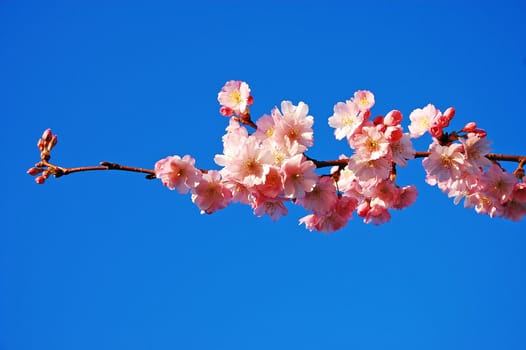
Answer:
[307,152,526,169]
[40,160,156,179]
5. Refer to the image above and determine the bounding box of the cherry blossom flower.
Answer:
[281,154,317,198]
[422,142,466,183]
[214,119,249,167]
[154,155,201,193]
[408,104,440,138]
[296,176,338,215]
[482,163,517,204]
[361,198,391,225]
[220,136,273,187]
[350,125,391,161]
[500,197,526,221]
[347,153,391,181]
[328,100,365,140]
[191,170,233,214]
[273,101,314,149]
[461,134,492,170]
[254,114,275,141]
[254,166,284,198]
[299,196,357,233]
[390,133,415,167]
[353,90,375,111]
[252,195,288,221]
[392,185,418,209]
[217,80,253,116]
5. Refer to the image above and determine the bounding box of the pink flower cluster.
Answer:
[156,81,424,232]
[415,118,526,221]
[154,80,524,232]
[323,93,418,229]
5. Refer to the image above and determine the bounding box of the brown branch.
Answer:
[307,152,526,169]
[38,160,156,179]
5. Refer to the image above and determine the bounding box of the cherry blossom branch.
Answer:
[27,80,526,231]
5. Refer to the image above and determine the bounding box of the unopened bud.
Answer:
[462,121,477,132]
[35,175,46,184]
[27,167,43,176]
[472,128,487,138]
[384,110,402,126]
[443,107,455,120]
[247,95,254,106]
[37,139,45,151]
[47,135,58,150]
[41,128,53,142]
[219,106,234,117]
[430,125,443,139]
[373,115,384,125]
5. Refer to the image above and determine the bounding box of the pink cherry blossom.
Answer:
[349,125,391,161]
[154,155,201,193]
[360,198,391,225]
[361,178,400,208]
[252,194,288,221]
[296,176,338,215]
[328,100,364,140]
[512,183,526,203]
[390,133,415,167]
[353,90,375,111]
[347,153,391,181]
[392,185,418,209]
[254,114,275,141]
[217,80,253,116]
[408,104,440,138]
[281,154,317,198]
[461,134,492,170]
[214,119,249,167]
[482,163,517,204]
[422,142,466,183]
[299,196,357,233]
[500,198,526,221]
[254,166,284,198]
[272,101,314,149]
[221,136,273,187]
[336,165,363,198]
[191,170,233,214]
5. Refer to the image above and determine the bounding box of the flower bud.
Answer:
[373,115,384,125]
[443,107,455,120]
[429,125,443,139]
[462,121,477,132]
[27,167,43,176]
[41,128,53,142]
[384,110,402,126]
[37,139,45,151]
[385,126,403,142]
[47,135,58,150]
[219,106,234,117]
[35,175,46,184]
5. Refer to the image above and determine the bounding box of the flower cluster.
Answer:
[415,116,526,221]
[322,93,418,229]
[155,81,426,232]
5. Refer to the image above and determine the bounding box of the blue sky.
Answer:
[2,0,526,349]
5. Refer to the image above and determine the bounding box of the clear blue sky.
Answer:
[2,1,526,349]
